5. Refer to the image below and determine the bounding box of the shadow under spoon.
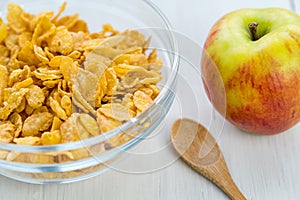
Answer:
[170,118,246,200]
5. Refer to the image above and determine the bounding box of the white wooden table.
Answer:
[1,0,299,199]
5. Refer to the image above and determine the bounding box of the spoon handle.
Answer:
[189,156,246,200]
[213,164,246,200]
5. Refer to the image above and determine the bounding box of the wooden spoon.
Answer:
[170,118,246,200]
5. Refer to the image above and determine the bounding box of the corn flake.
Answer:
[41,130,62,145]
[6,3,28,34]
[60,114,80,143]
[14,97,26,113]
[13,136,41,145]
[59,95,71,116]
[133,90,153,112]
[49,97,68,120]
[18,32,32,47]
[22,112,53,137]
[55,14,79,29]
[13,77,33,89]
[33,45,49,64]
[0,65,8,105]
[0,122,15,143]
[51,116,63,132]
[0,19,8,43]
[25,85,45,108]
[0,88,29,120]
[69,20,89,33]
[99,103,132,121]
[48,26,73,55]
[32,15,56,46]
[96,111,122,133]
[8,65,31,87]
[17,41,40,65]
[122,67,162,88]
[4,31,19,51]
[8,112,23,137]
[78,113,100,136]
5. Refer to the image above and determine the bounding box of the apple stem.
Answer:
[248,22,259,41]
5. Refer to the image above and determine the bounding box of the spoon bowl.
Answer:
[170,118,246,200]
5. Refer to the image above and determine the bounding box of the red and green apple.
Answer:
[201,8,300,135]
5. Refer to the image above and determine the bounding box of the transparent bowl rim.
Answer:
[0,0,180,153]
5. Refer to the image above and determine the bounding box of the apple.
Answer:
[201,8,300,135]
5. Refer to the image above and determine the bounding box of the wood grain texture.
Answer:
[0,0,299,200]
[171,119,246,200]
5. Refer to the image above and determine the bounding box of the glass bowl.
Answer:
[0,0,179,184]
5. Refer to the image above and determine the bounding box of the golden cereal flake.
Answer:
[113,64,141,78]
[48,26,73,55]
[8,65,31,87]
[51,1,67,22]
[43,79,60,88]
[83,51,110,76]
[49,97,68,120]
[0,65,8,105]
[17,41,40,65]
[96,111,122,133]
[55,14,79,29]
[14,97,26,113]
[0,122,15,143]
[22,112,53,137]
[33,68,62,81]
[0,19,8,43]
[13,77,33,89]
[68,19,89,33]
[94,72,107,108]
[6,3,28,34]
[133,90,153,112]
[25,104,34,116]
[58,56,78,81]
[32,15,56,46]
[0,150,9,160]
[32,106,49,114]
[18,32,32,47]
[13,136,41,145]
[61,95,72,117]
[6,46,20,70]
[114,54,148,67]
[105,68,118,96]
[8,112,23,137]
[41,130,62,145]
[60,114,80,143]
[44,46,55,60]
[99,103,132,122]
[78,113,99,136]
[33,45,49,64]
[25,85,45,108]
[104,30,145,50]
[4,32,18,51]
[0,88,29,120]
[74,118,90,140]
[68,50,82,59]
[0,45,10,66]
[149,84,161,99]
[50,116,63,132]
[121,67,162,88]
[148,48,163,71]
[72,88,95,114]
[6,152,21,161]
[75,68,99,104]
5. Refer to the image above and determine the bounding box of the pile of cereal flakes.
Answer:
[0,2,163,146]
